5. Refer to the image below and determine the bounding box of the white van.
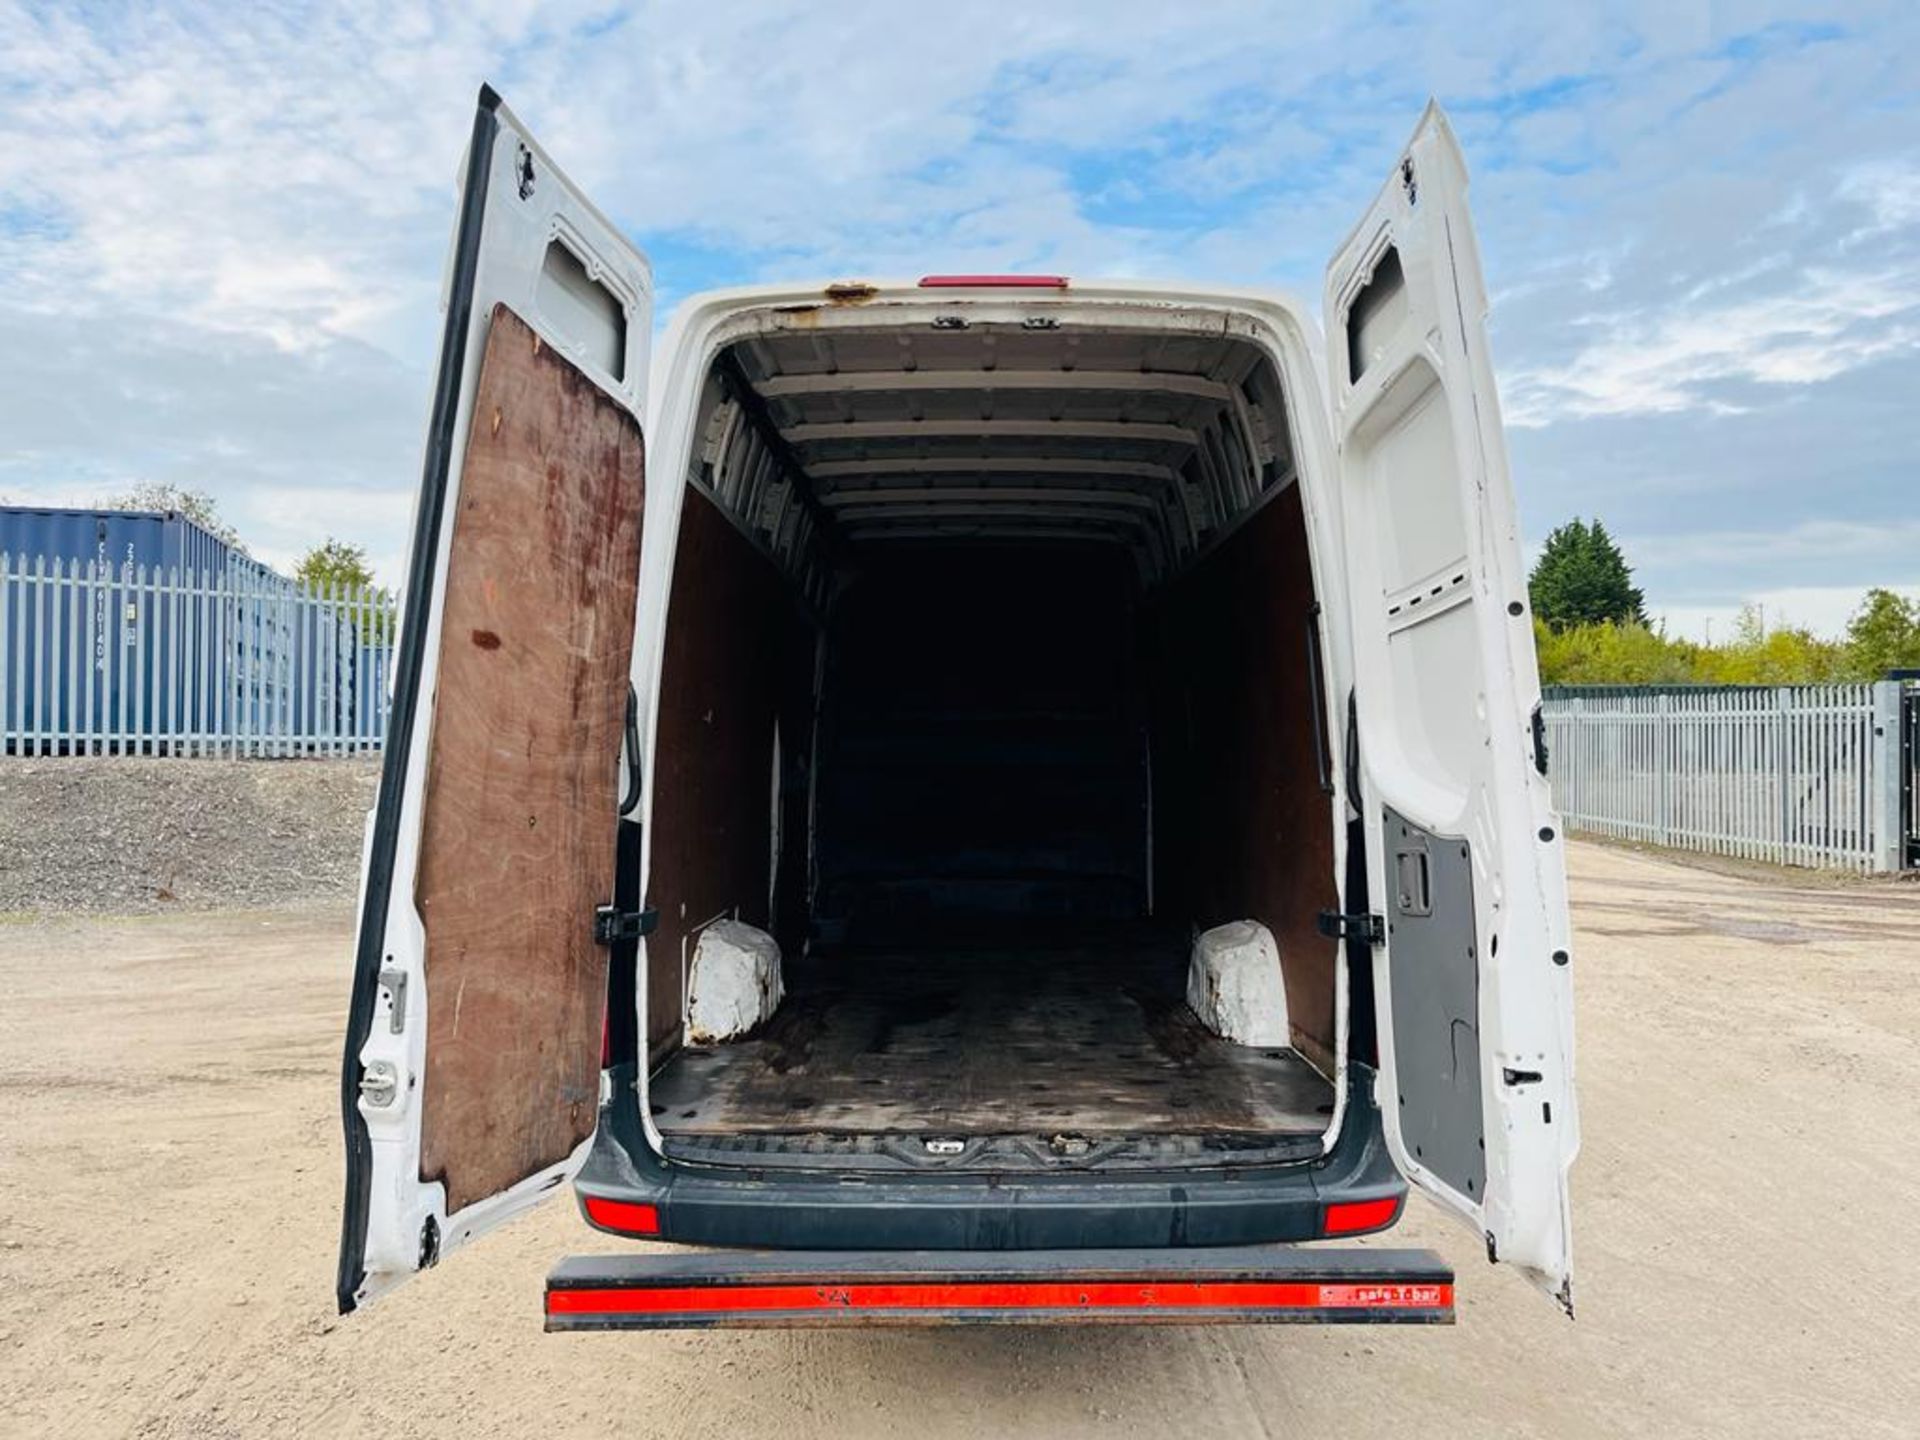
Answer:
[337,88,1577,1329]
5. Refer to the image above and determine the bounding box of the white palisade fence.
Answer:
[1542,683,1911,873]
[1,553,395,757]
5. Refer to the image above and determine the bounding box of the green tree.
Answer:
[1528,519,1647,630]
[296,538,375,591]
[1842,588,1920,679]
[97,481,245,552]
[297,537,391,641]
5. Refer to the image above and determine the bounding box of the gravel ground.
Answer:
[0,758,378,913]
[3,841,1919,1437]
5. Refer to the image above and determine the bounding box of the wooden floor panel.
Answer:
[650,936,1332,1137]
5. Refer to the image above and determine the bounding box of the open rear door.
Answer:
[336,88,653,1312]
[1323,104,1578,1311]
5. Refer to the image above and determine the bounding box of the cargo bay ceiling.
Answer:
[690,322,1301,600]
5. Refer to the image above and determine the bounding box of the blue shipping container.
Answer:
[0,506,239,583]
[0,505,320,751]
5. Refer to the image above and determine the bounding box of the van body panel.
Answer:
[1322,104,1578,1308]
[629,280,1359,1158]
[338,92,1578,1324]
[336,90,654,1313]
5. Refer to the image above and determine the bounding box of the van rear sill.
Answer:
[656,1126,1325,1173]
[544,1246,1453,1330]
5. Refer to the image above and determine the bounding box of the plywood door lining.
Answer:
[416,304,645,1215]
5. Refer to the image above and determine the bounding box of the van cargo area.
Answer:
[340,99,1578,1315]
[641,316,1343,1168]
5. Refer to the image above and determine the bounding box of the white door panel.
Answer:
[336,88,652,1313]
[1324,103,1578,1312]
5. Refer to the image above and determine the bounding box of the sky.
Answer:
[0,2,1915,640]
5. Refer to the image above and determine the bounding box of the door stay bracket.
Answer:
[594,905,659,945]
[1316,909,1387,946]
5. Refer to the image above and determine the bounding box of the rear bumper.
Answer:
[545,1244,1453,1329]
[575,1064,1404,1250]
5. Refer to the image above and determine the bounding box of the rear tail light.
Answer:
[917,274,1069,289]
[582,1196,660,1235]
[1322,1196,1401,1235]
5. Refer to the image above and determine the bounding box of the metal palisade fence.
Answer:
[1,552,395,756]
[1905,683,1920,870]
[1542,683,1914,873]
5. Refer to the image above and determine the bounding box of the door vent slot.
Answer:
[1383,566,1470,628]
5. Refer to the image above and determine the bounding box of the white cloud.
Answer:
[0,0,1915,607]
[236,483,416,582]
[1628,517,1920,572]
[1621,518,1920,640]
[1839,161,1920,238]
[1502,264,1920,426]
[1656,585,1920,645]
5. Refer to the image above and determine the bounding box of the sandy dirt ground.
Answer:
[4,841,1919,1439]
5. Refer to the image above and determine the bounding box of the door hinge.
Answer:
[1317,909,1386,946]
[594,904,658,945]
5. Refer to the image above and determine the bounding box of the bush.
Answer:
[1533,597,1906,688]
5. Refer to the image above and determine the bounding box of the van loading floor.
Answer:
[649,938,1333,1137]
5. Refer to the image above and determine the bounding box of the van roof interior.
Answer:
[696,319,1300,593]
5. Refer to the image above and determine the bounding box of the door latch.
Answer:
[359,1060,400,1108]
[1317,910,1387,946]
[594,904,658,945]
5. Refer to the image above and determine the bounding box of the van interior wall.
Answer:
[813,545,1146,929]
[643,486,1338,1070]
[645,485,817,1055]
[1143,483,1339,1070]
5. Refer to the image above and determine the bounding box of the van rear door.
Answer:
[1322,103,1578,1311]
[336,88,652,1312]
